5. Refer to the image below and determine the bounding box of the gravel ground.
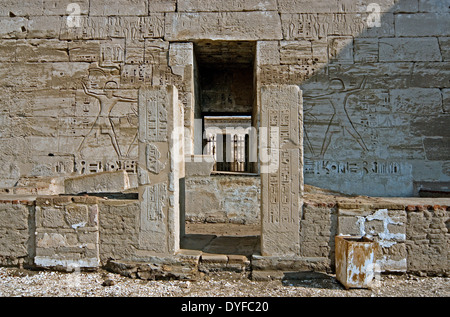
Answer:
[0,267,448,298]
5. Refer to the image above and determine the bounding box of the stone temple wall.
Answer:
[0,0,448,197]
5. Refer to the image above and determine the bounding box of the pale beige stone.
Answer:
[138,85,184,254]
[178,0,277,12]
[89,0,147,16]
[65,170,131,194]
[165,12,282,41]
[16,39,69,62]
[260,85,303,256]
[149,0,177,12]
[257,41,280,65]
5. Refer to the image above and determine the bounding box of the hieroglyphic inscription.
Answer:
[281,13,394,40]
[260,85,302,256]
[139,90,168,142]
[264,105,299,225]
[142,183,167,221]
[146,143,165,174]
[304,159,403,176]
[60,15,165,40]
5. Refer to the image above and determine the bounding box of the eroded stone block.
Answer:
[138,85,184,254]
[165,12,282,41]
[260,85,303,256]
[379,37,442,62]
[178,0,277,12]
[89,0,147,16]
[64,170,131,194]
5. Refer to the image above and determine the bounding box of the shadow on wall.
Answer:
[279,0,450,197]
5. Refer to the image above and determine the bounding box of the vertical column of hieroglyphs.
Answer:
[260,85,303,256]
[138,85,184,254]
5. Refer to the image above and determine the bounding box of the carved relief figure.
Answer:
[77,80,137,159]
[306,77,369,157]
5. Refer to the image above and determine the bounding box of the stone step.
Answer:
[105,252,330,281]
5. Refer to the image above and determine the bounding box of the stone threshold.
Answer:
[104,251,330,281]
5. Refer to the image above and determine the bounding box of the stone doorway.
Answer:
[182,40,261,256]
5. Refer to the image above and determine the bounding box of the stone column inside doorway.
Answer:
[137,85,185,255]
[260,85,303,256]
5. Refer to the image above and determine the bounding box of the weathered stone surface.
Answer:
[16,39,69,62]
[178,0,277,12]
[395,13,450,37]
[185,175,260,224]
[281,12,394,40]
[165,12,282,41]
[337,208,407,272]
[98,200,140,263]
[423,138,450,161]
[0,202,30,265]
[89,0,147,16]
[138,85,184,254]
[379,38,442,62]
[418,0,450,13]
[390,88,443,115]
[43,0,90,16]
[406,207,449,275]
[34,197,100,269]
[105,256,199,280]
[260,85,303,256]
[184,156,214,176]
[278,0,418,13]
[64,170,131,194]
[149,0,177,12]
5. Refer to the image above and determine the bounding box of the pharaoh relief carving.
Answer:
[304,77,369,158]
[74,62,139,172]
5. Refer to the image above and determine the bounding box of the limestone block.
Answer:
[165,12,282,41]
[0,63,52,88]
[337,0,419,13]
[410,62,450,88]
[149,0,177,12]
[379,38,442,62]
[257,41,280,66]
[185,156,214,176]
[0,40,16,62]
[419,0,450,13]
[169,42,194,78]
[51,62,90,89]
[395,13,450,37]
[423,137,450,161]
[138,85,184,254]
[260,85,303,257]
[281,13,394,40]
[60,16,109,40]
[277,0,341,13]
[27,16,62,38]
[64,170,131,194]
[438,37,450,61]
[35,198,100,269]
[68,40,101,62]
[0,17,29,39]
[279,41,312,65]
[89,0,147,16]
[354,38,378,63]
[328,36,354,64]
[443,89,450,113]
[16,39,69,62]
[43,0,90,15]
[390,88,443,115]
[0,0,44,16]
[178,0,277,11]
